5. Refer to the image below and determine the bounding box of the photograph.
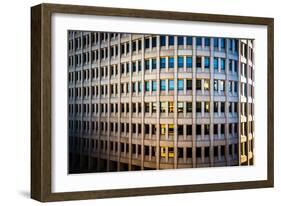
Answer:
[67,31,255,173]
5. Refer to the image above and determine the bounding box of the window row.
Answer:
[69,101,238,116]
[69,33,239,54]
[71,136,238,160]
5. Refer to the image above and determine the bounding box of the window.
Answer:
[204,57,210,69]
[168,36,174,46]
[196,102,201,113]
[145,59,150,70]
[186,102,192,113]
[152,81,157,91]
[204,79,210,91]
[178,36,184,45]
[196,125,201,135]
[204,37,210,47]
[168,80,174,91]
[186,56,193,68]
[160,57,166,69]
[220,80,225,92]
[145,38,150,49]
[168,57,174,68]
[186,36,193,46]
[160,35,166,46]
[196,57,202,68]
[138,82,142,92]
[196,37,202,46]
[160,102,166,113]
[152,58,157,69]
[177,102,184,113]
[145,81,150,92]
[145,103,150,113]
[221,124,225,135]
[214,57,218,70]
[196,80,202,90]
[214,38,219,48]
[152,102,157,113]
[214,124,218,135]
[204,102,210,113]
[186,125,192,135]
[160,80,166,91]
[168,124,174,135]
[214,80,218,92]
[186,79,192,90]
[152,36,157,48]
[178,56,184,68]
[221,102,225,113]
[221,58,225,71]
[221,38,225,49]
[178,79,184,91]
[204,125,210,135]
[214,102,218,113]
[168,102,174,113]
[160,124,166,135]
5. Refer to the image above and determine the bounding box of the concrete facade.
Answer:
[67,31,254,173]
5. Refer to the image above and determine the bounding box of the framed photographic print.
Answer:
[31,3,274,202]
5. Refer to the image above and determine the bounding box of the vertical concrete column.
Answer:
[96,32,101,171]
[192,37,197,167]
[225,39,230,166]
[246,40,250,165]
[117,33,121,171]
[174,36,178,169]
[79,33,84,170]
[209,38,214,166]
[106,33,111,171]
[128,35,132,171]
[88,32,93,170]
[237,39,242,165]
[156,35,160,169]
[141,35,145,170]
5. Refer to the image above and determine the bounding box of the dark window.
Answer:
[186,37,193,45]
[186,57,193,68]
[168,36,174,46]
[196,147,201,158]
[186,102,192,113]
[160,57,166,69]
[196,125,201,135]
[196,57,202,68]
[145,38,150,49]
[196,37,202,46]
[168,57,174,68]
[178,36,184,45]
[196,102,201,113]
[152,37,157,48]
[196,80,201,90]
[186,79,192,90]
[160,36,166,46]
[204,37,210,46]
[187,125,192,135]
[178,56,184,68]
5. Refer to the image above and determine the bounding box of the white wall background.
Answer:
[0,0,279,205]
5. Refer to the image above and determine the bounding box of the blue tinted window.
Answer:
[196,37,202,46]
[234,40,238,52]
[221,58,225,71]
[168,36,174,46]
[160,57,166,69]
[204,38,210,46]
[169,80,174,90]
[178,79,183,91]
[160,80,166,91]
[204,57,210,69]
[152,58,157,69]
[160,36,166,46]
[186,57,192,68]
[214,57,218,70]
[221,38,225,49]
[168,57,174,68]
[152,81,157,91]
[138,82,142,92]
[145,81,150,91]
[229,39,233,51]
[178,36,184,45]
[186,37,193,45]
[178,56,184,68]
[214,38,219,48]
[234,60,238,72]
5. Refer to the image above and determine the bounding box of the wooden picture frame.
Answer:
[31,3,274,202]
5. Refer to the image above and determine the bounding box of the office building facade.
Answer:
[68,31,254,173]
